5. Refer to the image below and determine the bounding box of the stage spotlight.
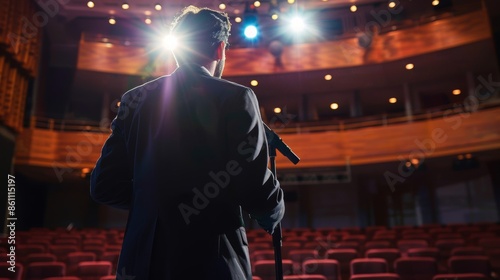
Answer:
[162,35,177,50]
[290,16,306,32]
[244,25,258,39]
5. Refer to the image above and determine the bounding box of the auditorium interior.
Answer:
[1,0,500,279]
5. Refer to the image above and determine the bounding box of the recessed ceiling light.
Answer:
[389,97,397,103]
[145,10,152,16]
[109,17,116,25]
[271,14,279,20]
[250,80,258,86]
[254,1,261,7]
[330,103,339,110]
[324,74,332,81]
[219,3,226,10]
[350,5,357,12]
[105,43,113,48]
[145,18,152,24]
[432,0,440,6]
[405,63,414,70]
[452,89,461,95]
[87,1,95,8]
[235,17,242,23]
[389,1,396,8]
[155,4,162,11]
[288,0,295,4]
[121,3,129,10]
[274,107,282,114]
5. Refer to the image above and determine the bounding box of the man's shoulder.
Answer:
[121,75,168,101]
[206,76,254,96]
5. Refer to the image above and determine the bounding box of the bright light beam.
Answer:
[244,25,258,39]
[162,34,178,50]
[289,16,306,32]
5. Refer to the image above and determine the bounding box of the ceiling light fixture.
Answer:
[155,4,162,11]
[405,63,414,70]
[121,3,129,10]
[109,17,116,25]
[350,5,357,12]
[87,1,95,8]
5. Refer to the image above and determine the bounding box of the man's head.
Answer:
[170,6,231,76]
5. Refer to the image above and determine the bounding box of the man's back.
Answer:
[91,65,284,279]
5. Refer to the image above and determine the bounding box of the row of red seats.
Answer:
[251,256,493,280]
[0,261,114,280]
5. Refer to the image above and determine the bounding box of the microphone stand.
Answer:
[264,124,300,280]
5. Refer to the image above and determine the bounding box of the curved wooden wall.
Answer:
[14,107,500,180]
[76,10,491,77]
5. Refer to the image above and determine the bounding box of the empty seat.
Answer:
[99,252,119,273]
[66,252,97,276]
[254,260,294,280]
[283,275,328,280]
[397,240,428,255]
[289,250,320,273]
[407,248,439,259]
[282,243,303,259]
[435,239,466,259]
[350,258,388,275]
[252,250,275,263]
[432,273,488,280]
[76,261,112,280]
[394,257,438,280]
[364,241,393,251]
[43,276,81,280]
[303,259,341,280]
[448,256,491,276]
[451,247,486,256]
[25,262,66,280]
[326,249,358,280]
[24,253,57,264]
[0,263,23,280]
[99,276,116,280]
[365,249,401,272]
[350,273,400,280]
[49,246,79,263]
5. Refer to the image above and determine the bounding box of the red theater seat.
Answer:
[284,275,328,280]
[66,252,96,276]
[350,273,400,280]
[24,253,57,264]
[326,249,358,279]
[448,256,492,276]
[394,257,438,280]
[26,262,66,280]
[350,258,388,275]
[365,249,401,272]
[76,261,112,280]
[254,260,294,280]
[0,263,23,280]
[303,259,341,280]
[432,273,488,280]
[289,250,320,273]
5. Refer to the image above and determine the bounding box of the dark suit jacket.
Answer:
[90,65,284,280]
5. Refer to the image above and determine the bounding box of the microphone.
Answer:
[263,123,300,165]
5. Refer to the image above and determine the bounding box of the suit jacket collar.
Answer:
[175,64,213,78]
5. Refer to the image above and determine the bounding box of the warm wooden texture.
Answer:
[15,107,500,171]
[76,10,491,76]
[0,0,42,132]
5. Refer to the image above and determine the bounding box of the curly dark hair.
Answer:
[170,6,231,64]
